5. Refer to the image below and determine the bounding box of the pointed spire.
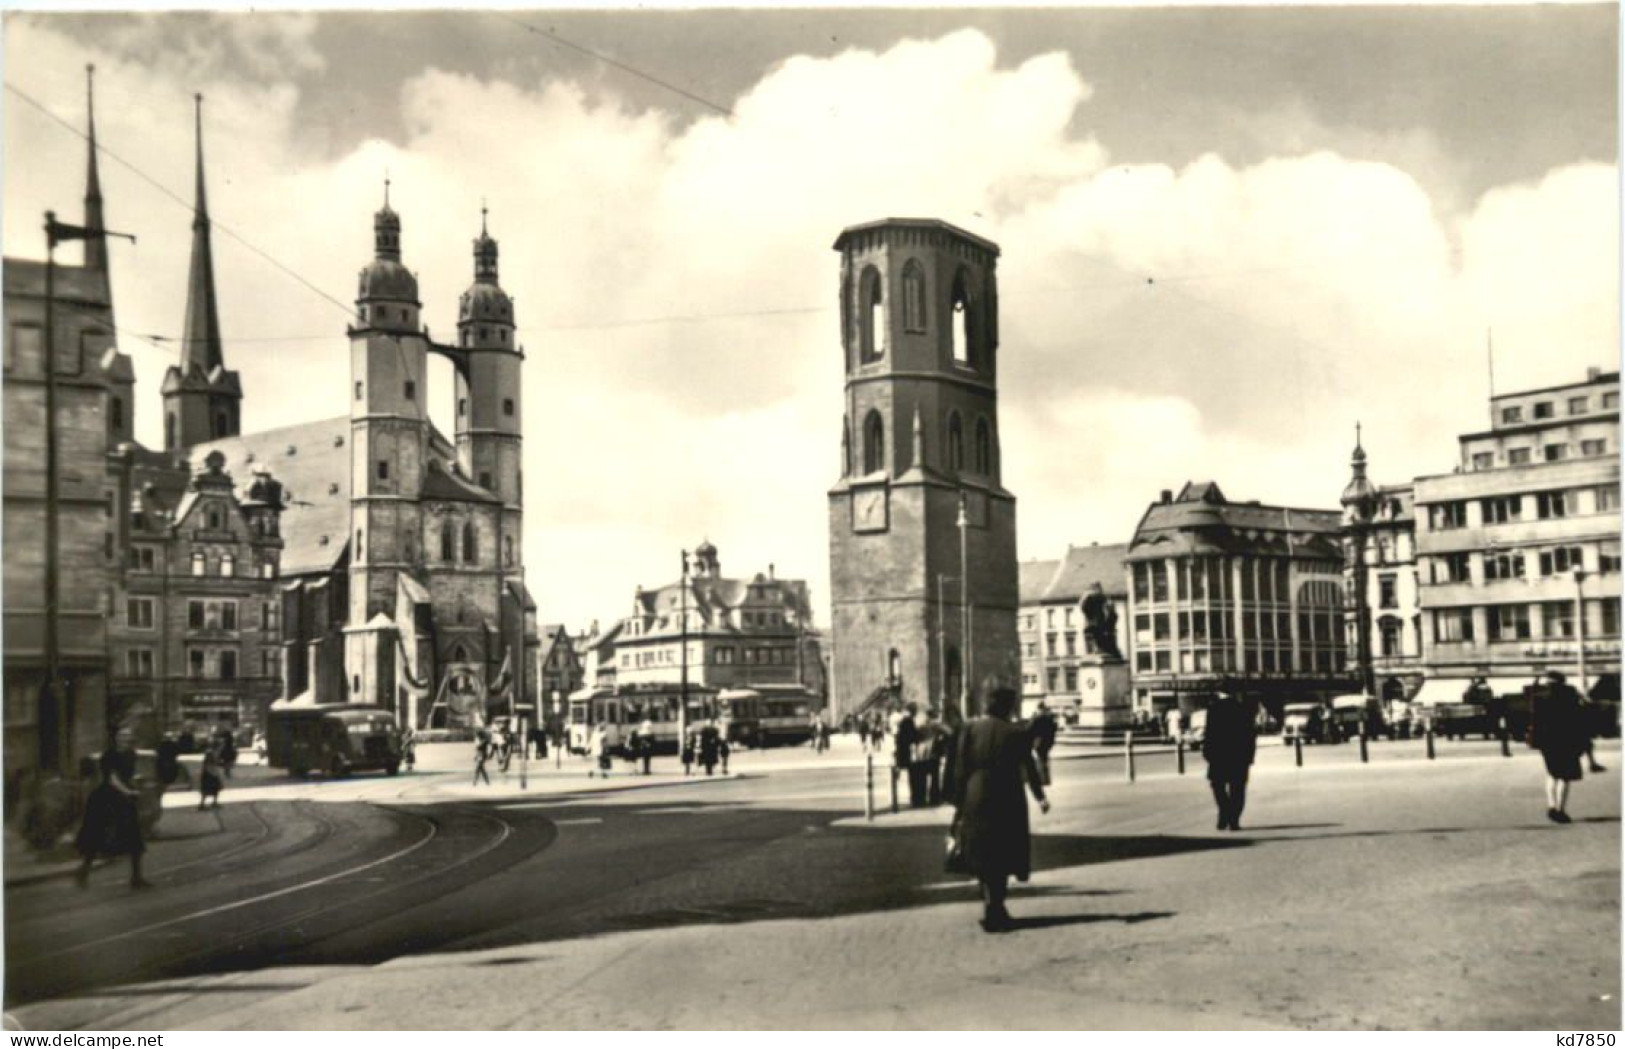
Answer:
[473,200,498,282]
[179,92,223,373]
[374,171,402,261]
[82,64,108,277]
[1341,421,1378,520]
[1352,421,1366,464]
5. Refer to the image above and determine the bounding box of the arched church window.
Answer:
[975,417,992,474]
[863,410,885,475]
[463,521,477,563]
[947,412,964,471]
[859,266,884,362]
[110,397,123,430]
[441,522,455,562]
[902,260,926,332]
[166,412,177,450]
[887,648,902,686]
[503,398,515,417]
[950,268,973,365]
[355,529,363,558]
[458,398,467,417]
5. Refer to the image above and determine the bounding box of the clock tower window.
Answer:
[862,410,885,475]
[859,266,884,362]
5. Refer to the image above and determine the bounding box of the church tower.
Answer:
[454,207,523,578]
[344,184,431,706]
[827,219,1019,719]
[160,95,241,450]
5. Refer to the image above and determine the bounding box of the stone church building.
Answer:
[100,93,536,737]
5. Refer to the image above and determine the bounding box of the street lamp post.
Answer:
[1575,568,1588,697]
[678,549,689,750]
[957,492,970,719]
[936,573,959,715]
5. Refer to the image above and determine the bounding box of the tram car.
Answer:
[566,683,721,755]
[719,686,819,748]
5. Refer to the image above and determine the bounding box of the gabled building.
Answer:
[1017,543,1129,718]
[3,68,139,779]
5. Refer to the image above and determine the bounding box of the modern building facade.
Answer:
[827,219,1019,721]
[1126,482,1351,717]
[1412,368,1621,701]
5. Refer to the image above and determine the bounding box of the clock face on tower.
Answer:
[852,484,889,533]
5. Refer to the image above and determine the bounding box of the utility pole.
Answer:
[678,549,689,751]
[42,210,133,771]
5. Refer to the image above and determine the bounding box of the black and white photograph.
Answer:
[0,3,1618,1032]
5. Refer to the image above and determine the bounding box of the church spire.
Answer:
[473,200,498,283]
[179,93,223,373]
[82,64,108,278]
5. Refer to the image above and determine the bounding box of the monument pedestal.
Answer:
[1066,659,1133,744]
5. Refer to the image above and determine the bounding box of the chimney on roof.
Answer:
[1587,366,1602,381]
[1160,489,1172,505]
[769,563,775,580]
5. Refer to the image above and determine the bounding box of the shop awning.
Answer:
[1412,676,1538,706]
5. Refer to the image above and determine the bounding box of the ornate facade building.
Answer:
[827,219,1019,720]
[1126,482,1350,718]
[1339,435,1424,707]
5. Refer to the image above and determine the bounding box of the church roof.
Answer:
[421,457,499,504]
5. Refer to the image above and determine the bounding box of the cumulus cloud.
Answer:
[2,20,1615,631]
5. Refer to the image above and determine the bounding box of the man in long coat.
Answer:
[894,704,924,806]
[952,688,1050,932]
[1202,692,1256,831]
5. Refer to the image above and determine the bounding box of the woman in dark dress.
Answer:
[1531,670,1588,823]
[951,688,1050,932]
[74,728,150,889]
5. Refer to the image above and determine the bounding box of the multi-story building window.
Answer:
[1595,486,1620,512]
[1602,598,1621,636]
[1542,601,1575,638]
[125,650,153,678]
[126,597,154,629]
[1536,490,1572,519]
[1485,551,1525,581]
[191,552,206,576]
[1482,495,1521,525]
[1045,632,1057,657]
[1538,546,1583,576]
[1601,541,1622,574]
[1434,608,1474,642]
[1544,443,1569,462]
[1379,617,1402,657]
[1508,448,1532,466]
[1064,632,1076,657]
[129,546,156,572]
[1605,392,1620,410]
[1487,604,1532,642]
[1471,452,1494,471]
[1064,667,1077,692]
[220,651,237,680]
[189,649,206,678]
[1569,396,1589,415]
[1582,439,1608,458]
[1151,563,1169,602]
[1534,401,1555,420]
[1046,668,1059,691]
[1502,405,1523,424]
[1434,552,1471,584]
[1431,502,1468,531]
[262,650,278,679]
[1378,574,1397,609]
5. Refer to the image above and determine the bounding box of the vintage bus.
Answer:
[266,703,404,778]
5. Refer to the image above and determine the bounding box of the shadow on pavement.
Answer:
[1005,911,1175,932]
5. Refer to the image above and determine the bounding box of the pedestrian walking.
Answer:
[198,742,225,811]
[216,729,238,779]
[640,719,656,775]
[719,732,731,775]
[590,724,614,779]
[1202,692,1257,831]
[473,728,493,786]
[818,717,832,753]
[894,703,924,807]
[681,729,696,776]
[921,709,946,805]
[1029,702,1059,787]
[74,728,151,890]
[949,687,1049,933]
[1531,670,1589,823]
[699,720,721,776]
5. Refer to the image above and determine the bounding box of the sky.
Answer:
[2,6,1618,633]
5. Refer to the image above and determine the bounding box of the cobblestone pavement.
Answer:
[8,738,1618,1030]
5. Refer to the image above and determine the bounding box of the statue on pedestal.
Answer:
[1082,583,1122,660]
